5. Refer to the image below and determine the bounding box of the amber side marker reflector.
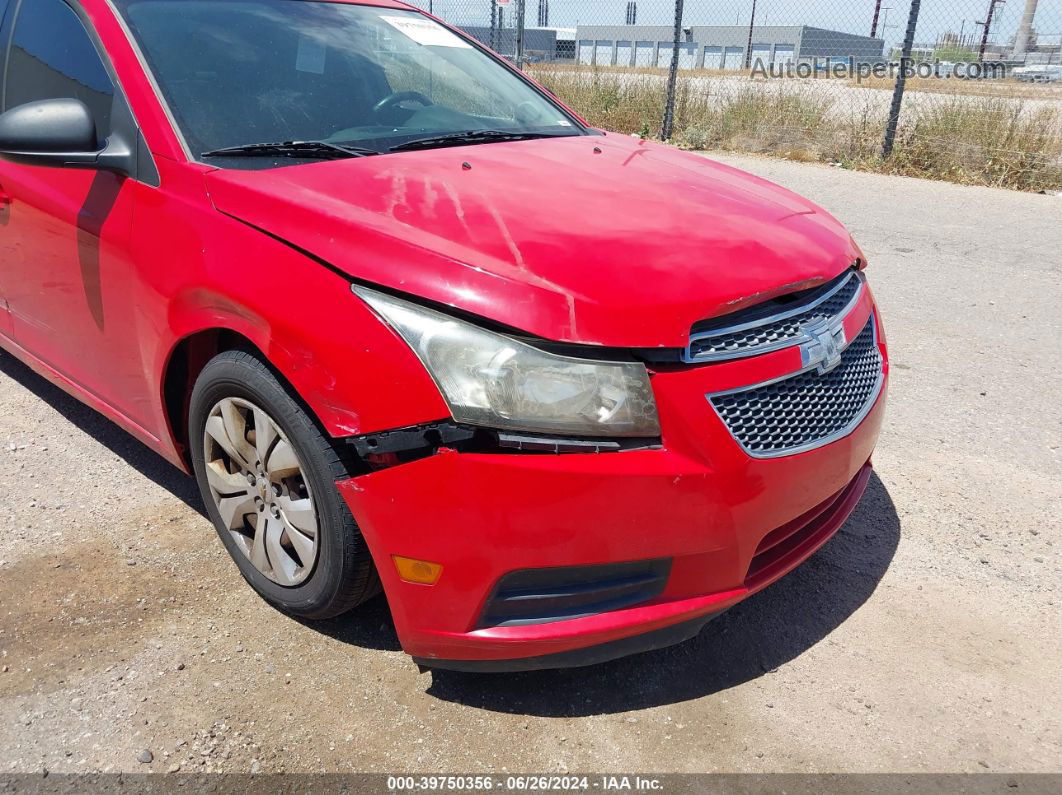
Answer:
[393,556,443,585]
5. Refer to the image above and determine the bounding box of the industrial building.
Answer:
[571,25,885,69]
[458,26,560,61]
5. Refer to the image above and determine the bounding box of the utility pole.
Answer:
[1012,0,1039,60]
[978,0,1006,62]
[871,0,883,38]
[744,0,757,69]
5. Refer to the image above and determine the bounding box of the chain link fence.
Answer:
[404,0,1062,191]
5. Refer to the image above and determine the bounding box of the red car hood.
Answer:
[205,134,861,348]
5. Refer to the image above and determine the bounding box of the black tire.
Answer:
[189,349,379,619]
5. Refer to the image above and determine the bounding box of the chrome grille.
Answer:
[686,270,864,363]
[708,315,883,457]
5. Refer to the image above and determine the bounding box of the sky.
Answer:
[416,0,1062,52]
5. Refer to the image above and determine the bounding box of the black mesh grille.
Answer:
[709,316,882,456]
[689,271,862,361]
[479,559,671,627]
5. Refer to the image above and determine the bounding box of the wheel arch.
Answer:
[161,320,356,466]
[161,327,265,470]
[156,272,451,471]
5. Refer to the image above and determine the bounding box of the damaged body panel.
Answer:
[204,134,864,349]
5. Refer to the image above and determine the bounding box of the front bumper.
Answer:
[338,301,888,671]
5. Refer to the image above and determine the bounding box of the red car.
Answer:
[0,0,887,671]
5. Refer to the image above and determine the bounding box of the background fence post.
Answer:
[515,0,526,68]
[744,0,757,69]
[882,0,922,159]
[489,0,496,52]
[661,0,684,140]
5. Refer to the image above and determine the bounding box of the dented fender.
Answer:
[128,159,449,467]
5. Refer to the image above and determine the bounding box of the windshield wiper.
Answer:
[389,130,577,152]
[201,140,381,160]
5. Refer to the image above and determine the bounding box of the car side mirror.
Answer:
[0,98,133,175]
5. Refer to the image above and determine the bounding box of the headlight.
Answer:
[354,287,660,437]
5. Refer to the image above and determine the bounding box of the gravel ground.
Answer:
[0,155,1059,776]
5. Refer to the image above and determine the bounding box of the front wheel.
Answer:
[189,350,379,619]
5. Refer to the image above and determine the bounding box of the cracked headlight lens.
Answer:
[355,287,660,438]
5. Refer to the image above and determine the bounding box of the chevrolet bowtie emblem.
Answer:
[801,318,846,374]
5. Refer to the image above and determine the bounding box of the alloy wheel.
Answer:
[202,397,319,586]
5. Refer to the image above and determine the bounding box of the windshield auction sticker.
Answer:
[381,16,472,48]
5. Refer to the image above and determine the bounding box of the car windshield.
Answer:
[114,0,584,167]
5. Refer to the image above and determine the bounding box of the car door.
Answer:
[0,0,13,337]
[0,0,150,425]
